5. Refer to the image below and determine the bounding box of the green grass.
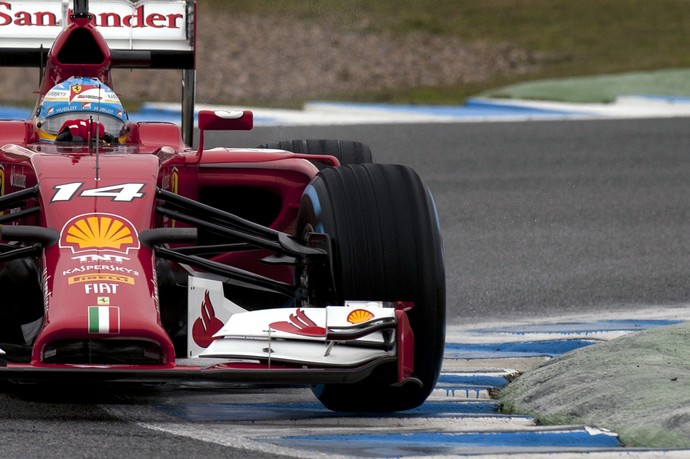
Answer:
[206,1,690,104]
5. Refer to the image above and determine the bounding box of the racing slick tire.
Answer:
[297,163,445,412]
[257,139,373,166]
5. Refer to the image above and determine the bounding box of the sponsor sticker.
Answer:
[187,277,246,357]
[58,214,141,290]
[60,213,139,254]
[270,309,326,337]
[191,290,224,348]
[0,1,191,51]
[67,273,134,285]
[347,309,375,324]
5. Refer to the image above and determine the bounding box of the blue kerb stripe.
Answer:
[417,401,499,414]
[436,374,509,389]
[384,400,500,415]
[474,319,682,335]
[155,400,500,422]
[156,402,327,422]
[444,339,596,359]
[270,429,621,450]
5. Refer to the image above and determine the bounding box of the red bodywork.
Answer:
[0,3,413,387]
[0,11,316,369]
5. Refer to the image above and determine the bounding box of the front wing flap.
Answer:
[201,302,397,366]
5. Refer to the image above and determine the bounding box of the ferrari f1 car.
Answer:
[0,0,445,412]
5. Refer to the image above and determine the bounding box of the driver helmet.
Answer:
[37,76,128,143]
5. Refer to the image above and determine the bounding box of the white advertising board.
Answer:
[0,0,193,50]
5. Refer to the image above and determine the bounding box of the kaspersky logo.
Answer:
[59,213,139,254]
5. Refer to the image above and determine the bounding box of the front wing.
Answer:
[0,302,415,386]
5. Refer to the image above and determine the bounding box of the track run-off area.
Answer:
[101,310,690,458]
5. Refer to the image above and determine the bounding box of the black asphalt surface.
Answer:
[3,118,690,456]
[218,118,690,324]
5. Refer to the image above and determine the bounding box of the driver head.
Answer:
[36,76,128,144]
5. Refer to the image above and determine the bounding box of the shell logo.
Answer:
[60,213,139,253]
[347,309,375,324]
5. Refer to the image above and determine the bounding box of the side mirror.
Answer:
[198,109,253,132]
[194,109,253,162]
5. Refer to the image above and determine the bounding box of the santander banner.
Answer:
[0,0,193,50]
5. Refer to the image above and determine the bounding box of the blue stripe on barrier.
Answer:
[266,429,621,456]
[308,99,589,117]
[6,97,690,127]
[444,339,597,359]
[0,103,580,128]
[0,106,31,120]
[464,97,592,115]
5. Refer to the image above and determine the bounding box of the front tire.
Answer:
[298,164,445,412]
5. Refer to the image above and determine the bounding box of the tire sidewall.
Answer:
[298,164,445,412]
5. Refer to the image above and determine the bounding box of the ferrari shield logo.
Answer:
[69,84,99,102]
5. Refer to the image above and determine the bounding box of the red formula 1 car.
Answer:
[0,0,444,412]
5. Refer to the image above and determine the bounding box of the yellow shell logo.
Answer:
[60,214,139,253]
[347,309,375,324]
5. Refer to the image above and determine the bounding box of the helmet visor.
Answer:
[40,112,126,137]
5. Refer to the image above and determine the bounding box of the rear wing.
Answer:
[0,0,197,144]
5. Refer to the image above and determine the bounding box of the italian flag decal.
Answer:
[88,306,120,334]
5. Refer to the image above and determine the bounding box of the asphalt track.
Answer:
[1,116,690,456]
[214,116,690,325]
